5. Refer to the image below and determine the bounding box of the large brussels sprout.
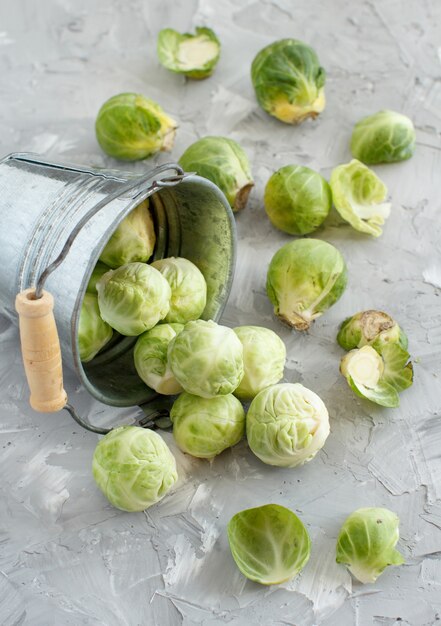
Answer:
[266,239,347,331]
[178,136,254,211]
[99,200,156,269]
[233,326,286,401]
[151,257,207,324]
[95,93,176,161]
[330,160,391,237]
[246,383,330,467]
[157,26,220,79]
[251,39,326,124]
[336,508,404,583]
[170,392,245,458]
[78,293,113,362]
[86,261,111,294]
[228,504,311,585]
[337,310,408,353]
[96,262,171,336]
[264,165,332,235]
[351,110,416,165]
[134,323,184,395]
[169,319,244,398]
[92,426,178,512]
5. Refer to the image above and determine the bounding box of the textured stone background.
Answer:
[1,0,441,624]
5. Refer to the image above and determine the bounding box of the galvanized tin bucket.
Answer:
[0,153,236,429]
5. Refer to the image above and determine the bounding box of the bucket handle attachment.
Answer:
[15,163,192,434]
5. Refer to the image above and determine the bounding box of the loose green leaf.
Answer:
[157,27,220,79]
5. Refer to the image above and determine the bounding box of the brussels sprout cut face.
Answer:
[92,426,178,512]
[134,323,184,395]
[246,383,330,467]
[264,165,332,235]
[228,504,311,585]
[266,239,347,331]
[78,293,113,362]
[336,507,404,583]
[351,110,416,164]
[330,160,391,237]
[157,27,221,79]
[251,39,326,124]
[337,310,408,352]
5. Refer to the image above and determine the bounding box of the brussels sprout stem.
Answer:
[234,183,254,211]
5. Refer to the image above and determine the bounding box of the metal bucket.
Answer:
[0,153,236,414]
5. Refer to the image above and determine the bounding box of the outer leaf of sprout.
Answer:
[78,293,113,362]
[157,27,221,79]
[351,110,416,164]
[134,323,184,395]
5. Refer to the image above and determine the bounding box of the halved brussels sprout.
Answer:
[134,323,184,395]
[78,293,113,362]
[92,426,178,512]
[351,110,416,164]
[151,257,207,324]
[336,507,404,583]
[251,39,326,124]
[96,262,171,336]
[170,392,245,458]
[168,319,244,398]
[246,383,330,467]
[178,136,254,211]
[266,239,347,331]
[157,26,220,79]
[86,261,111,294]
[99,200,156,269]
[95,93,176,161]
[233,326,286,401]
[337,310,408,352]
[264,165,332,235]
[330,160,391,237]
[228,504,311,584]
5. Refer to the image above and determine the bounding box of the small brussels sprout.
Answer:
[266,239,347,331]
[351,110,416,165]
[178,136,254,211]
[246,383,330,467]
[157,26,220,79]
[134,323,184,395]
[92,426,178,512]
[336,507,404,583]
[251,39,326,124]
[340,344,413,408]
[86,261,111,294]
[330,160,391,237]
[151,257,207,324]
[96,262,171,336]
[228,504,311,585]
[233,326,286,401]
[169,319,244,398]
[99,200,156,269]
[337,310,408,353]
[264,165,332,235]
[170,392,245,458]
[95,93,176,161]
[78,293,113,362]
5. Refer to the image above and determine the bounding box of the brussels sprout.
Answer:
[233,326,286,401]
[95,93,176,161]
[340,344,413,408]
[157,26,220,79]
[330,160,391,237]
[78,293,113,362]
[336,507,404,583]
[151,257,207,324]
[134,323,184,395]
[170,392,245,458]
[96,262,171,336]
[266,239,347,331]
[227,504,311,585]
[251,39,326,124]
[246,383,330,467]
[169,319,244,398]
[337,310,408,353]
[179,136,254,211]
[92,426,178,512]
[264,165,332,235]
[99,200,156,269]
[86,261,111,294]
[351,110,416,165]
